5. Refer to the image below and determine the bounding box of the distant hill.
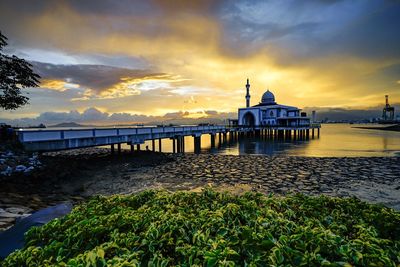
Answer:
[49,122,96,128]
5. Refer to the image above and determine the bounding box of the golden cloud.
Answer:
[40,79,80,91]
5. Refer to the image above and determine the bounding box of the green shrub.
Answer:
[2,190,400,266]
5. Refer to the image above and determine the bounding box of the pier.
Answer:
[15,124,320,153]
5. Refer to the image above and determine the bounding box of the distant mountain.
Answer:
[49,122,96,128]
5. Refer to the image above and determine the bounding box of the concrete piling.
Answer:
[111,144,115,154]
[194,136,201,154]
[210,134,215,148]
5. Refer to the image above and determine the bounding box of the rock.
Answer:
[0,166,12,176]
[0,212,21,218]
[5,207,32,214]
[14,165,27,172]
[0,217,16,224]
[24,166,35,173]
[0,221,11,228]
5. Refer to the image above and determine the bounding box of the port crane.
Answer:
[382,95,395,121]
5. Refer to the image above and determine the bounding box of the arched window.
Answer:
[270,111,274,117]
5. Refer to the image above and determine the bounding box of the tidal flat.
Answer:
[1,148,399,231]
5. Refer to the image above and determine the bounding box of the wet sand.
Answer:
[1,148,399,231]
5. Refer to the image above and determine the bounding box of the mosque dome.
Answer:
[261,90,276,104]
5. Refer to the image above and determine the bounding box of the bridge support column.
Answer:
[152,139,155,151]
[312,128,315,139]
[172,138,176,153]
[176,136,184,153]
[194,136,201,154]
[111,144,115,154]
[136,144,141,151]
[176,138,180,153]
[158,138,162,152]
[210,134,215,148]
[117,143,121,154]
[318,128,320,138]
[130,144,134,153]
[306,129,310,139]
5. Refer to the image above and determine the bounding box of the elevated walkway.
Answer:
[16,125,228,152]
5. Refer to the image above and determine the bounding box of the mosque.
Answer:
[238,79,311,127]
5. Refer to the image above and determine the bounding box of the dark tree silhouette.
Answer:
[0,31,40,110]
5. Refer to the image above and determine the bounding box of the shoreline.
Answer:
[353,124,400,132]
[1,148,400,231]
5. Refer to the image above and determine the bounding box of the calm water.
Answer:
[135,124,400,157]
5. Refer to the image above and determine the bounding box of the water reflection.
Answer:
[119,124,400,157]
[237,139,311,156]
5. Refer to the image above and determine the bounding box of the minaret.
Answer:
[245,78,250,108]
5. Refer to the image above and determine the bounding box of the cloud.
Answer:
[32,62,184,99]
[163,111,189,119]
[2,0,399,63]
[1,107,236,126]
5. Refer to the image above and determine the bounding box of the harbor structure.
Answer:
[238,79,311,127]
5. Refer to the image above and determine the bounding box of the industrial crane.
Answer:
[382,95,395,121]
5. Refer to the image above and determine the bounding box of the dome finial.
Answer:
[261,89,276,105]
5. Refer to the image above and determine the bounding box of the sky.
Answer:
[0,0,399,125]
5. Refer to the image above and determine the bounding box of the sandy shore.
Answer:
[1,148,399,231]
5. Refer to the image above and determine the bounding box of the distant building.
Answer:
[238,79,310,127]
[311,110,316,123]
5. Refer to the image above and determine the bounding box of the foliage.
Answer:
[0,31,40,110]
[2,190,400,266]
